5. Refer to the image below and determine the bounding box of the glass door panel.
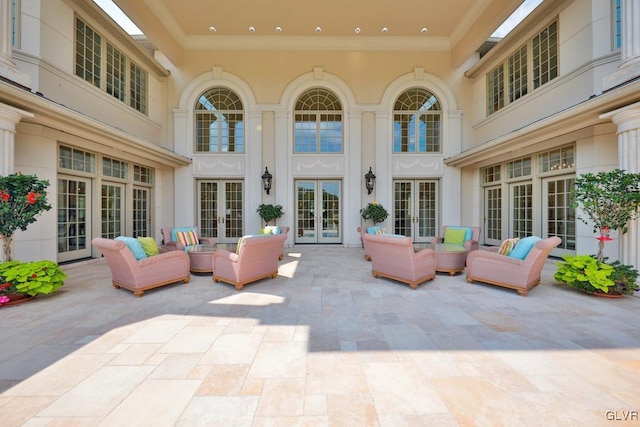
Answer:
[101,183,124,239]
[543,176,575,257]
[132,186,150,237]
[484,186,502,246]
[57,176,91,262]
[321,181,341,243]
[199,181,219,240]
[394,181,412,237]
[225,181,244,240]
[296,181,317,243]
[417,181,437,241]
[510,182,533,238]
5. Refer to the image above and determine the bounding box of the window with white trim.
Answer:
[74,17,148,115]
[613,0,622,50]
[195,87,244,153]
[11,0,19,48]
[294,88,343,153]
[486,21,558,115]
[393,88,441,153]
[532,21,558,89]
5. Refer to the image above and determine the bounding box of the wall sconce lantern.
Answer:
[365,166,376,195]
[262,167,273,195]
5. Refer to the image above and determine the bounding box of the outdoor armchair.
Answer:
[431,226,481,257]
[212,233,286,290]
[362,233,436,289]
[466,236,562,296]
[92,237,190,297]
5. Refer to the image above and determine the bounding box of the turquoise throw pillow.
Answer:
[509,236,541,260]
[444,227,467,246]
[115,236,148,260]
[367,226,382,234]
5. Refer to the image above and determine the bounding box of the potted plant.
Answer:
[572,169,640,261]
[360,201,388,225]
[0,173,52,261]
[554,254,639,297]
[257,204,284,226]
[0,260,67,306]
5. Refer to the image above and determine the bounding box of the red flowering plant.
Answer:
[0,173,52,261]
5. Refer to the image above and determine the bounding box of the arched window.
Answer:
[393,88,441,153]
[294,88,343,153]
[195,87,244,153]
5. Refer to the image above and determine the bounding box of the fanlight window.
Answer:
[294,88,343,153]
[393,88,441,153]
[195,88,244,153]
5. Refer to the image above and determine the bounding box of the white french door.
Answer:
[542,175,575,256]
[57,176,92,262]
[483,186,502,246]
[393,180,438,243]
[101,182,125,239]
[132,186,151,237]
[198,180,244,244]
[509,181,533,238]
[295,180,341,244]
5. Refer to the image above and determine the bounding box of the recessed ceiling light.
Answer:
[249,26,256,32]
[209,26,216,32]
[381,27,388,33]
[276,26,282,32]
[354,27,361,34]
[421,27,428,33]
[315,26,322,33]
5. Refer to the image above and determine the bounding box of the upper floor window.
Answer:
[195,87,244,153]
[11,0,19,48]
[393,88,441,153]
[486,21,558,115]
[614,0,622,49]
[74,17,148,115]
[532,21,558,89]
[294,88,343,153]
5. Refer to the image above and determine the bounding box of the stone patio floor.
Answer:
[1,245,640,426]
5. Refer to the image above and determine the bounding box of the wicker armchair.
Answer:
[212,233,287,290]
[92,237,190,297]
[362,233,436,289]
[466,236,562,296]
[431,226,481,258]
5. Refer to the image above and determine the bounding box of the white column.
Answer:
[601,102,640,269]
[603,0,640,90]
[0,103,34,176]
[347,110,363,247]
[0,0,30,87]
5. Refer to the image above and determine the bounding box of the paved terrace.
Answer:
[1,246,639,426]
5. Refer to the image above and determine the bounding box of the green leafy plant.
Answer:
[360,201,388,225]
[257,204,284,226]
[555,254,614,294]
[0,173,52,261]
[555,254,639,295]
[573,169,640,260]
[0,260,67,301]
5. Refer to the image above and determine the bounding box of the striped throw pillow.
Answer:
[175,230,199,246]
[498,238,520,256]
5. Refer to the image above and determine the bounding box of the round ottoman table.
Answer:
[186,244,217,273]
